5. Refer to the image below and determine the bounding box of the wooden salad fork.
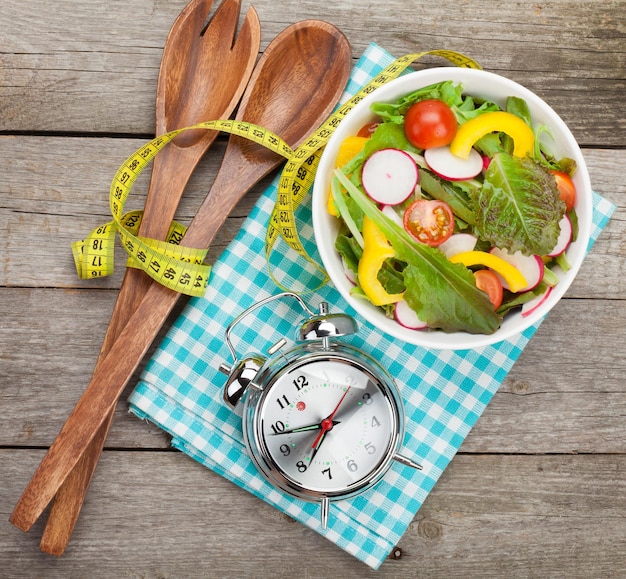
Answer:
[36,0,260,555]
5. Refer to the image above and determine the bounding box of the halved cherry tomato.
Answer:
[404,99,457,150]
[403,199,454,246]
[357,121,380,138]
[474,269,503,309]
[551,170,577,211]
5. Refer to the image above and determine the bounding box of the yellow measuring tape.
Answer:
[72,120,294,297]
[72,50,480,297]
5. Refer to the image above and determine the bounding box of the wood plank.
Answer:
[1,135,624,294]
[2,0,624,573]
[2,289,624,453]
[2,450,624,577]
[1,1,624,145]
[0,287,176,449]
[464,300,626,454]
[0,135,275,288]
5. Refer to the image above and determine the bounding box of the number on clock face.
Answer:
[257,358,397,494]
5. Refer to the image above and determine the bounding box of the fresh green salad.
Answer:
[329,80,579,335]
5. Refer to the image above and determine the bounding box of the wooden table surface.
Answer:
[1,0,625,576]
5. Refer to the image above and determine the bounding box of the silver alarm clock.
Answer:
[219,292,422,529]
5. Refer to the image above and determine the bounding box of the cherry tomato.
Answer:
[551,170,577,211]
[404,99,457,150]
[474,269,503,309]
[403,199,454,246]
[357,121,380,138]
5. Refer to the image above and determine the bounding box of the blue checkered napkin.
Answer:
[128,44,616,570]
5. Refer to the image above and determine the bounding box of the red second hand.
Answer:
[311,386,351,449]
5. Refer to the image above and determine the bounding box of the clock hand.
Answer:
[271,423,322,436]
[270,420,342,436]
[308,418,341,464]
[310,386,352,450]
[309,430,327,464]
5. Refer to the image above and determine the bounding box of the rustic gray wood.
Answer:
[2,289,625,453]
[2,452,625,577]
[1,0,625,576]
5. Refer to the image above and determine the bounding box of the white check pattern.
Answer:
[128,43,615,569]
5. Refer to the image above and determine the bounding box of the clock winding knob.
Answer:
[297,302,357,342]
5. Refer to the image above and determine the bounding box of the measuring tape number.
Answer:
[73,120,295,297]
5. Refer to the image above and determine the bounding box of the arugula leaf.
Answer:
[334,169,501,334]
[335,233,362,275]
[506,96,532,126]
[470,153,565,256]
[418,168,477,225]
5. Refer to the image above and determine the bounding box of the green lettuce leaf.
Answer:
[340,122,415,180]
[334,169,501,334]
[370,81,464,123]
[470,153,565,256]
[371,80,501,127]
[335,232,362,275]
[506,96,532,125]
[364,122,415,156]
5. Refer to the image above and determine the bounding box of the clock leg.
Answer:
[320,496,330,529]
[393,453,423,470]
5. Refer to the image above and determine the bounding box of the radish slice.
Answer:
[490,247,544,292]
[341,256,357,285]
[521,286,553,317]
[547,214,573,257]
[381,204,404,227]
[361,148,418,205]
[394,299,427,330]
[424,146,483,181]
[439,233,478,258]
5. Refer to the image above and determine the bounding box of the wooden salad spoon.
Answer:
[37,0,260,555]
[10,19,351,536]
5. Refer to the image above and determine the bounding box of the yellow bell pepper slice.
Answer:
[449,111,535,159]
[358,216,405,306]
[328,136,369,216]
[448,250,527,293]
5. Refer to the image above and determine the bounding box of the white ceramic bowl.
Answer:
[312,67,592,350]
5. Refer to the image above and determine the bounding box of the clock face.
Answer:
[252,354,400,497]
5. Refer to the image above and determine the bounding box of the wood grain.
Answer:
[1,1,624,145]
[2,451,625,577]
[2,138,623,294]
[1,0,624,575]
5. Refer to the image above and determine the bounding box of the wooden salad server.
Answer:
[10,19,351,538]
[36,0,260,555]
